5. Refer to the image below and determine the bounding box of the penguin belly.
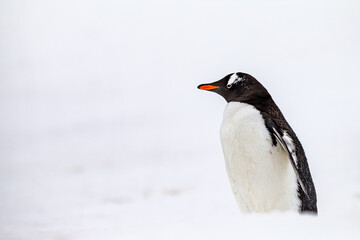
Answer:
[220,102,300,213]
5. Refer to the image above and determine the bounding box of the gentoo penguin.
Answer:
[198,72,317,214]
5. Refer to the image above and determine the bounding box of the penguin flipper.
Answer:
[271,126,310,199]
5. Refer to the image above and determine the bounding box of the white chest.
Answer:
[220,102,300,213]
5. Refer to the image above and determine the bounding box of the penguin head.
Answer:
[197,72,269,102]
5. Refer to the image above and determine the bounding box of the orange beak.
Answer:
[198,84,219,91]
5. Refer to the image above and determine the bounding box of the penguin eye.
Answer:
[227,74,244,89]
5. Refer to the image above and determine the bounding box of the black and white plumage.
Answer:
[198,72,317,214]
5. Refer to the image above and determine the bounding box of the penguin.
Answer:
[198,72,317,214]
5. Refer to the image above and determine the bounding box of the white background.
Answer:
[1,0,360,239]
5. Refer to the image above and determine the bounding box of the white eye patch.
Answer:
[227,73,242,88]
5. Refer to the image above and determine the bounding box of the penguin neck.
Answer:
[227,90,274,112]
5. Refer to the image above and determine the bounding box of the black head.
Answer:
[197,72,270,103]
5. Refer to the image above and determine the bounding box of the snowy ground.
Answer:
[1,0,360,239]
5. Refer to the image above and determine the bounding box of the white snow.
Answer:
[1,0,360,239]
